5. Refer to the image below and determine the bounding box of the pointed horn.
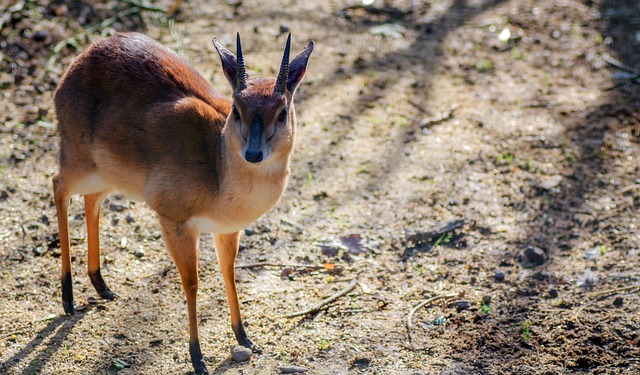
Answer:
[236,32,247,92]
[274,33,291,95]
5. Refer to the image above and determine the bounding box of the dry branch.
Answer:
[284,280,358,318]
[236,262,323,269]
[405,219,465,244]
[590,285,640,298]
[420,105,457,129]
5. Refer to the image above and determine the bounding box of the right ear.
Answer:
[287,40,314,95]
[213,37,237,89]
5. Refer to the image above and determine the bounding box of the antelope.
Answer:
[52,32,313,374]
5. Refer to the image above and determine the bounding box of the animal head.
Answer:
[213,33,314,165]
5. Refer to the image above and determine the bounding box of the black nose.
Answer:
[244,149,263,163]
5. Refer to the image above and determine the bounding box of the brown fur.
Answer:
[52,32,313,374]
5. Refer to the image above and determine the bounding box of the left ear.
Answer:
[287,40,314,95]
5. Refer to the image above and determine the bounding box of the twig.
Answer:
[407,293,458,348]
[590,284,640,298]
[621,184,640,193]
[235,262,323,269]
[120,0,166,13]
[420,105,457,129]
[284,280,358,318]
[405,219,465,243]
[603,54,640,90]
[604,54,639,74]
[341,5,407,18]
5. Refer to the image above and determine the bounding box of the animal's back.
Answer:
[53,33,231,213]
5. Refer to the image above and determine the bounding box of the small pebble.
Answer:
[524,246,547,266]
[454,300,471,312]
[109,203,126,212]
[280,23,290,33]
[278,365,308,374]
[87,297,98,304]
[482,295,492,305]
[613,297,623,307]
[494,270,505,282]
[548,288,558,299]
[125,214,136,224]
[33,30,48,42]
[230,345,252,362]
[33,246,45,256]
[133,247,145,258]
[584,246,600,260]
[539,175,562,190]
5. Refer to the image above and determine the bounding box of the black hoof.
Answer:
[247,342,262,354]
[62,272,74,314]
[190,340,208,375]
[63,301,75,315]
[99,289,117,300]
[90,270,116,300]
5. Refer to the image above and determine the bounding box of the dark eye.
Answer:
[277,108,287,122]
[232,107,240,121]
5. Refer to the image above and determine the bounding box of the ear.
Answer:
[287,40,314,95]
[212,37,237,89]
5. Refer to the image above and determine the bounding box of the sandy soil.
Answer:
[1,0,639,374]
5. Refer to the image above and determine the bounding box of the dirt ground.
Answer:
[1,0,639,374]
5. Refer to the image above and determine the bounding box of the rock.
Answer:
[109,203,126,212]
[454,300,471,312]
[613,297,623,307]
[33,30,48,42]
[369,23,405,39]
[33,246,45,256]
[133,247,145,258]
[230,345,252,362]
[482,295,492,305]
[125,213,136,224]
[524,246,547,266]
[539,175,563,190]
[350,355,371,369]
[111,358,131,370]
[548,288,558,299]
[244,227,256,236]
[278,365,308,373]
[87,297,98,304]
[584,246,600,260]
[279,23,290,34]
[494,270,505,282]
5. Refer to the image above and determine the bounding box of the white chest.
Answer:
[187,177,285,234]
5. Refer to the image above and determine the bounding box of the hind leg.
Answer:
[85,191,116,300]
[53,174,74,314]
